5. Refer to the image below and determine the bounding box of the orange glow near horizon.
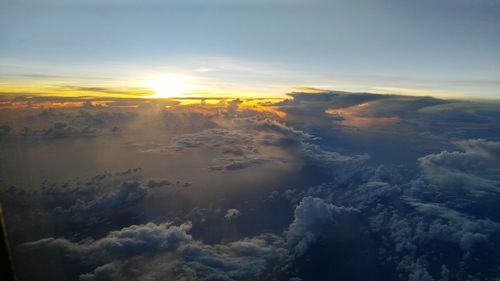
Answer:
[0,80,288,110]
[0,78,289,101]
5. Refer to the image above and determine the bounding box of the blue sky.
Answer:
[1,0,499,98]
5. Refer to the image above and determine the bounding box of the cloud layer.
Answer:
[2,91,500,280]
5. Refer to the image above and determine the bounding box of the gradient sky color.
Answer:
[1,0,499,98]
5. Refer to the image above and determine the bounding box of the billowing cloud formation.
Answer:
[21,215,289,280]
[22,221,193,262]
[419,139,500,197]
[457,139,500,160]
[77,233,287,281]
[286,197,358,256]
[22,196,362,280]
[404,199,500,252]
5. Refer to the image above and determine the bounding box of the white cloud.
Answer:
[285,196,358,256]
[224,208,242,220]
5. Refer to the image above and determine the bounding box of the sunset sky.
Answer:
[3,2,500,281]
[1,0,499,99]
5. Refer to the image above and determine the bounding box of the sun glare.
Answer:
[147,74,190,98]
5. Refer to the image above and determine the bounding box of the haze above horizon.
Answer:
[1,0,499,99]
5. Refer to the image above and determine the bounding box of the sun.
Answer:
[147,74,190,98]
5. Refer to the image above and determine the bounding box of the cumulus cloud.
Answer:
[285,197,358,256]
[224,209,241,220]
[456,139,500,162]
[22,220,289,281]
[405,198,500,252]
[77,233,287,281]
[178,234,286,281]
[21,195,366,280]
[21,221,193,262]
[418,139,500,197]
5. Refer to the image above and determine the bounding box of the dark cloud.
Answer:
[282,90,388,110]
[208,157,271,171]
[54,181,147,214]
[42,122,97,138]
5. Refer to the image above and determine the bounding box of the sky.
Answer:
[0,0,499,98]
[2,3,500,279]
